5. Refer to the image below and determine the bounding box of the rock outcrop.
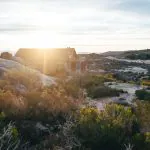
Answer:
[0,58,56,86]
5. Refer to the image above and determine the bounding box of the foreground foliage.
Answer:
[74,105,138,150]
[0,71,150,150]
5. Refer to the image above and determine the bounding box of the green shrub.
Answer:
[74,104,137,150]
[59,79,81,98]
[135,90,150,101]
[87,86,123,98]
[65,74,113,90]
[80,74,114,89]
[64,74,118,99]
[80,75,105,89]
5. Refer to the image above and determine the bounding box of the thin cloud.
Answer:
[0,0,150,52]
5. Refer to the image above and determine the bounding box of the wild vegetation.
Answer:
[64,74,124,99]
[135,90,150,101]
[0,70,150,150]
[126,53,150,60]
[141,80,150,86]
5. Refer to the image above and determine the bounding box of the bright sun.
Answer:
[23,12,67,48]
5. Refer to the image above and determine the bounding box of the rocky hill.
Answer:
[122,49,150,60]
[100,51,125,57]
[80,49,150,60]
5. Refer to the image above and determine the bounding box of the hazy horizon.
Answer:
[1,0,150,53]
[1,48,150,55]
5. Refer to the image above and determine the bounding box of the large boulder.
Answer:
[0,58,56,86]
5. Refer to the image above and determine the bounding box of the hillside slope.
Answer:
[100,49,150,60]
[123,49,150,60]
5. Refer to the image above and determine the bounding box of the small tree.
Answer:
[0,52,12,60]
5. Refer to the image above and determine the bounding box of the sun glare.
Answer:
[34,32,60,48]
[21,31,62,48]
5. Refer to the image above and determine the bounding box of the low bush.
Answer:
[63,74,118,99]
[74,104,138,150]
[0,88,79,123]
[65,74,114,90]
[0,90,27,117]
[80,74,114,89]
[0,52,12,60]
[141,80,150,86]
[135,90,150,101]
[59,79,81,98]
[23,88,78,122]
[87,86,123,98]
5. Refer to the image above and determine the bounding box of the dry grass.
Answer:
[0,90,27,117]
[24,87,79,119]
[3,69,43,90]
[0,87,81,121]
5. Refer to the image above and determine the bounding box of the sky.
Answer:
[0,0,150,53]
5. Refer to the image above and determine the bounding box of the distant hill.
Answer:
[122,49,150,60]
[78,51,125,59]
[79,49,150,60]
[99,49,150,60]
[78,53,102,59]
[100,51,125,57]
